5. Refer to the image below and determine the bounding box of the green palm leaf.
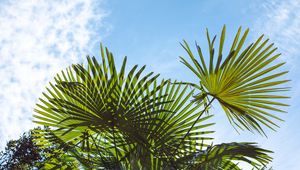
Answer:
[180,25,289,135]
[33,45,215,169]
[34,44,171,165]
[180,142,272,170]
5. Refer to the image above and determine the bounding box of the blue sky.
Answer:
[0,0,299,169]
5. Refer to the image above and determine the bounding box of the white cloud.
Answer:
[253,0,300,68]
[0,0,106,148]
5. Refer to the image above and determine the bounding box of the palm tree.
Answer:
[33,26,288,169]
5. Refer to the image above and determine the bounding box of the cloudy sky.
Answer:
[0,0,299,169]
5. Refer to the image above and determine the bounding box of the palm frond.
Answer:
[179,142,272,170]
[33,44,215,169]
[33,44,171,166]
[180,25,289,135]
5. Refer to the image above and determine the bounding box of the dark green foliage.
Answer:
[0,129,41,169]
[0,127,79,170]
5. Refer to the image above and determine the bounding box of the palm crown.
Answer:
[33,26,288,169]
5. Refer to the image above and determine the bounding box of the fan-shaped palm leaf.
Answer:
[180,26,289,135]
[33,44,172,166]
[33,45,215,169]
[178,142,272,170]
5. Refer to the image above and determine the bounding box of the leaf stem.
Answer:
[167,97,215,168]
